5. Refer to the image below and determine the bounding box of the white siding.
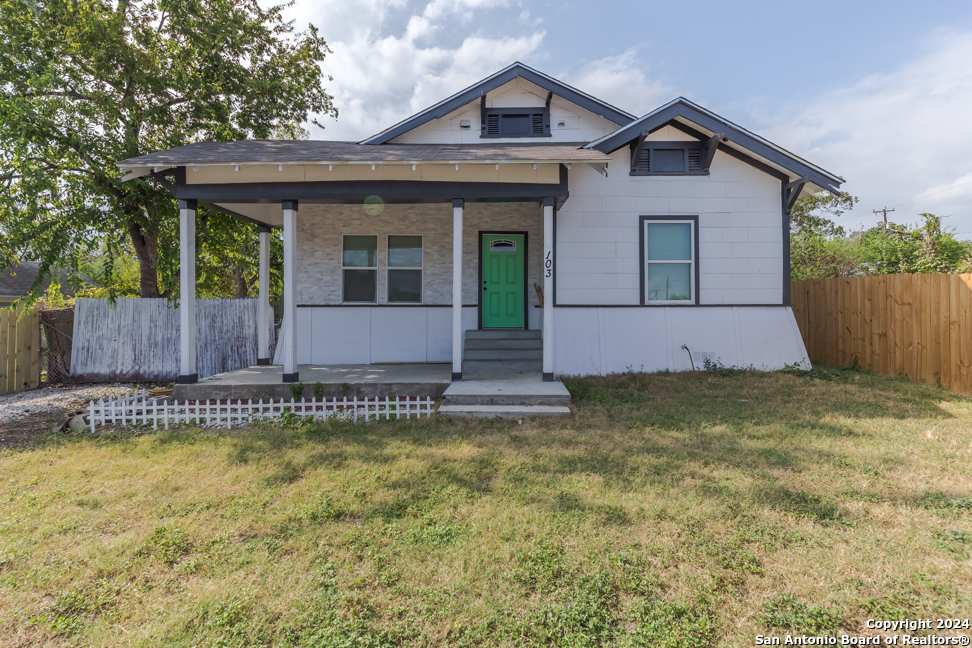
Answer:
[391,78,621,145]
[552,306,808,375]
[295,306,478,365]
[556,146,784,305]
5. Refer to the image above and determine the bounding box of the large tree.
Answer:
[0,0,336,299]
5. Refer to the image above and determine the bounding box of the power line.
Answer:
[892,178,972,208]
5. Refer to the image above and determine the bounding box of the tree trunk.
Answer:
[234,264,248,298]
[128,221,162,298]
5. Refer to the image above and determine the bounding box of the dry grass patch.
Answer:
[0,366,970,646]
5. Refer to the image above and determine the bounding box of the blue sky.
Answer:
[282,0,972,237]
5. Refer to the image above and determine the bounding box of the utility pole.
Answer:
[873,207,895,232]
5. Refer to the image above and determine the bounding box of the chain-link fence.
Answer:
[39,307,75,385]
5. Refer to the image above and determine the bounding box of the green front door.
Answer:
[481,234,525,328]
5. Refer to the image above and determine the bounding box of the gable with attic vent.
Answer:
[389,78,624,145]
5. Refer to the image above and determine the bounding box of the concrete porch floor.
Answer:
[171,364,571,403]
[173,363,454,401]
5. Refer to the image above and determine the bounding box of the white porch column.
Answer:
[178,199,197,384]
[257,224,271,365]
[542,197,555,382]
[282,200,299,383]
[452,198,464,381]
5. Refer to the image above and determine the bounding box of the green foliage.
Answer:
[790,192,860,281]
[510,543,570,592]
[790,192,972,280]
[313,381,324,400]
[289,382,305,401]
[137,526,191,563]
[630,596,715,648]
[0,0,335,300]
[761,592,844,634]
[858,213,972,275]
[404,519,464,547]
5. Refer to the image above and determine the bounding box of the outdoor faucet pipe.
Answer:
[681,344,696,372]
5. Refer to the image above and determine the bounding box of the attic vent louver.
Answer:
[687,149,702,172]
[481,108,550,138]
[630,142,708,176]
[486,114,501,136]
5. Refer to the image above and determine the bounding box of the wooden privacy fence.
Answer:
[0,307,41,395]
[71,298,272,382]
[791,274,972,393]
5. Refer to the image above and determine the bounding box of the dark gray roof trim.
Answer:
[360,62,636,145]
[586,98,843,192]
[117,140,608,167]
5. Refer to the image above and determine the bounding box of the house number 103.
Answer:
[545,251,553,278]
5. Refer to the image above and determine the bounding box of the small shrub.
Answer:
[313,381,324,399]
[289,382,305,401]
[341,381,351,397]
[761,592,843,634]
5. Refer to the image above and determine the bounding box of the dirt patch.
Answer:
[0,409,66,450]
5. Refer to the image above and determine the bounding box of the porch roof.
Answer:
[116,140,610,176]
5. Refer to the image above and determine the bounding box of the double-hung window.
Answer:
[641,217,697,304]
[387,235,422,303]
[343,235,377,302]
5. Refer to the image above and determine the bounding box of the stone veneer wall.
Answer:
[296,202,543,307]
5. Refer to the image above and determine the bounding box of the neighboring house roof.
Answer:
[0,262,87,300]
[359,62,637,145]
[585,97,843,193]
[117,140,610,170]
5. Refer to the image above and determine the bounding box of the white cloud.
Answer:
[282,0,541,141]
[761,29,972,234]
[563,49,674,116]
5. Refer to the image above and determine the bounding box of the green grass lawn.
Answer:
[1,367,970,647]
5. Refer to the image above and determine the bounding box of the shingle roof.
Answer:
[117,140,610,168]
[0,262,89,298]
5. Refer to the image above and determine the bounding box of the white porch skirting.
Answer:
[294,306,540,365]
[552,306,809,376]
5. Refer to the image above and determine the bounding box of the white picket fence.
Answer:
[87,390,436,432]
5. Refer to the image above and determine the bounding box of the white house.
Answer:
[117,62,841,387]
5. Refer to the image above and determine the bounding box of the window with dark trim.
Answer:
[387,235,422,303]
[342,235,377,302]
[631,141,706,176]
[640,216,699,305]
[481,107,550,138]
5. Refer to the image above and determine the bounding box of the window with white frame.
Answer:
[642,219,696,303]
[343,235,377,302]
[387,235,422,303]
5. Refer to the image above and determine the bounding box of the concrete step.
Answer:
[464,338,543,350]
[438,404,570,419]
[465,329,541,340]
[463,348,543,361]
[443,392,570,406]
[461,359,541,374]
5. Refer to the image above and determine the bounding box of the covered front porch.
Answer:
[114,141,606,394]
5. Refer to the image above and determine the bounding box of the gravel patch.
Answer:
[0,384,138,423]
